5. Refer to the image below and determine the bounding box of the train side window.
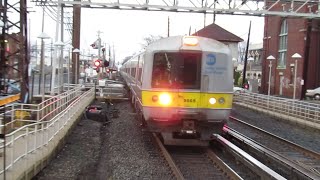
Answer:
[137,54,144,83]
[140,56,144,82]
[131,65,136,78]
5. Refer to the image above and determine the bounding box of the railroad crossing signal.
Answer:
[94,59,102,68]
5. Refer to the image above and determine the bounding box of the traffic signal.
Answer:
[90,44,96,49]
[94,59,102,68]
[106,68,110,73]
[243,83,249,90]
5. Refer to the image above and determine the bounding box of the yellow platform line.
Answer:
[0,94,20,106]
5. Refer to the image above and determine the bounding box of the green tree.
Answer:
[234,70,241,85]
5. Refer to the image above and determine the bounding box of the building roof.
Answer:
[193,23,243,42]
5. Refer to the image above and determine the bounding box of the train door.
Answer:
[175,52,202,109]
[201,53,211,110]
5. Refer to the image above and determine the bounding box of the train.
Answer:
[120,35,233,146]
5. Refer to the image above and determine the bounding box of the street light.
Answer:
[73,48,80,84]
[56,41,64,93]
[37,32,50,102]
[266,55,275,96]
[292,53,302,99]
[65,44,73,90]
[50,41,64,95]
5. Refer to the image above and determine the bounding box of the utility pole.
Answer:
[97,30,102,59]
[242,21,251,88]
[72,0,81,84]
[167,16,170,37]
[51,0,61,94]
[301,19,311,100]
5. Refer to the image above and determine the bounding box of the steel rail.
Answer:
[223,121,320,179]
[152,133,185,180]
[206,149,243,180]
[229,116,320,159]
[213,134,286,180]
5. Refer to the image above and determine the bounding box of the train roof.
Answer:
[145,36,231,54]
[122,51,145,65]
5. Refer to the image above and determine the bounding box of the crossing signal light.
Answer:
[94,59,102,67]
[106,68,110,73]
[104,61,109,67]
[243,83,249,90]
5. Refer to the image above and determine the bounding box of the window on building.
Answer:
[278,19,288,68]
[290,65,294,84]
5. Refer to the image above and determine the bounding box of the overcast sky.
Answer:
[28,3,264,62]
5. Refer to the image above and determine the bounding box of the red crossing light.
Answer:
[94,59,102,67]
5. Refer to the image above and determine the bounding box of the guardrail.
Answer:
[0,85,95,179]
[234,92,320,130]
[0,85,85,134]
[86,80,127,99]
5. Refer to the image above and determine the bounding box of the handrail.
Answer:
[0,86,95,176]
[234,92,320,129]
[0,85,85,133]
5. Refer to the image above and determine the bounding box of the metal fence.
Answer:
[234,92,320,130]
[85,80,128,99]
[0,85,95,178]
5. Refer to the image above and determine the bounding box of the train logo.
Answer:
[206,54,216,66]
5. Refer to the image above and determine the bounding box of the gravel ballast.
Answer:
[34,100,173,180]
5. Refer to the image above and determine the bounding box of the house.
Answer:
[193,23,243,61]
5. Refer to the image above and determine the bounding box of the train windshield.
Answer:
[151,52,201,89]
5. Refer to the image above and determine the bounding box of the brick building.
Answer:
[261,1,320,99]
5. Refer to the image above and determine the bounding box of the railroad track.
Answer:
[152,133,285,180]
[226,116,320,179]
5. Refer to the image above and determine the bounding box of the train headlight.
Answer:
[183,36,198,46]
[159,93,172,106]
[209,98,216,105]
[218,97,225,104]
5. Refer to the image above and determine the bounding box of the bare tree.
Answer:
[238,41,247,62]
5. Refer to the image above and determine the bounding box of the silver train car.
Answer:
[120,36,233,145]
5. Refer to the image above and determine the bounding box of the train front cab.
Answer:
[141,48,233,143]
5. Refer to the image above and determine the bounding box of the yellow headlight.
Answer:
[183,36,198,46]
[159,93,172,106]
